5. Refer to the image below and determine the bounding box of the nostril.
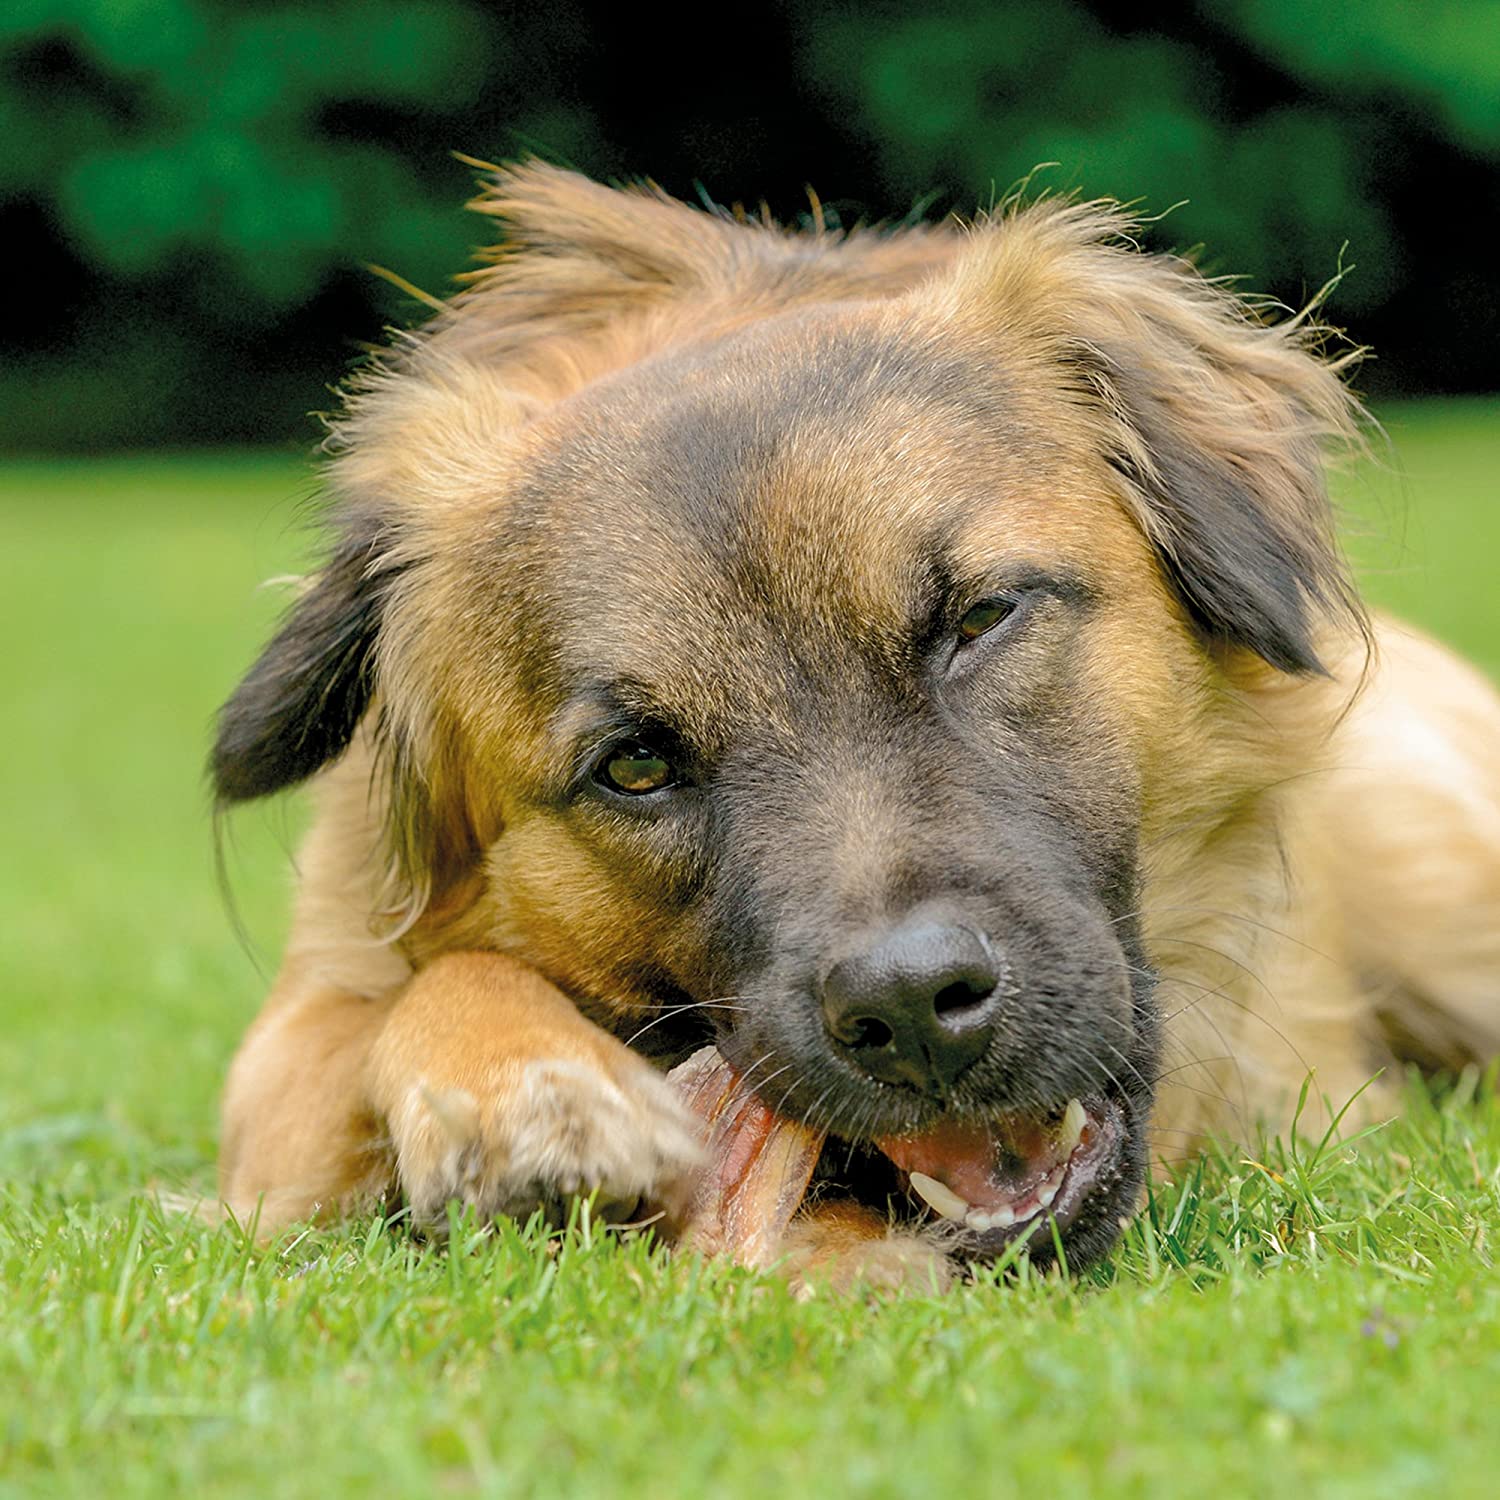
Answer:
[834,1014,895,1050]
[932,975,996,1020]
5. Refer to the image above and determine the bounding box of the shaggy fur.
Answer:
[211,164,1500,1289]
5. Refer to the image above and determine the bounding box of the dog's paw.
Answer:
[386,1051,705,1233]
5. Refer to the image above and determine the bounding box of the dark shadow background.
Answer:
[6,0,1498,451]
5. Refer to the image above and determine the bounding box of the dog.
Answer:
[211,163,1500,1290]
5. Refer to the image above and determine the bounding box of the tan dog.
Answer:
[212,164,1500,1290]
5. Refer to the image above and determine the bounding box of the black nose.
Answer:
[820,916,1003,1093]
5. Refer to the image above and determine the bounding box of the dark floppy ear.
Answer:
[954,199,1368,675]
[1081,328,1364,676]
[211,518,402,803]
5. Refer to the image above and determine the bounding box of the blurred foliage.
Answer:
[809,0,1399,305]
[4,0,489,307]
[3,0,1499,450]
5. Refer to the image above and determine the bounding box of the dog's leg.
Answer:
[218,980,399,1231]
[364,952,703,1231]
[220,952,704,1235]
[1159,625,1500,1151]
[780,1201,955,1296]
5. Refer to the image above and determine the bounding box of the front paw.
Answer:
[385,1052,705,1232]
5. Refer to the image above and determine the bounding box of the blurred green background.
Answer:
[5,0,1500,452]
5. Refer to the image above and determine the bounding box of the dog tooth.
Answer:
[968,1202,1016,1232]
[1061,1098,1088,1152]
[908,1171,971,1224]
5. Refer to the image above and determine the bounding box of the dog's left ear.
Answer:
[1076,294,1365,677]
[959,202,1367,675]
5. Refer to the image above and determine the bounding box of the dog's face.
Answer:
[432,309,1173,1265]
[214,168,1362,1268]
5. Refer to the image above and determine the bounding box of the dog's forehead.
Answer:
[522,314,1005,542]
[500,314,1079,679]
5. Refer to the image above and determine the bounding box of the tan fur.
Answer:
[366,953,702,1226]
[217,164,1500,1288]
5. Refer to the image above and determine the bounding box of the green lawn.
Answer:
[3,402,1499,1498]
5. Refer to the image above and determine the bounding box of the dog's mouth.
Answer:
[798,1095,1127,1261]
[673,1045,1135,1270]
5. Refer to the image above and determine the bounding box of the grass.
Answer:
[2,400,1499,1497]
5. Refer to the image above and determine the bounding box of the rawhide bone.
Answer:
[667,1045,826,1268]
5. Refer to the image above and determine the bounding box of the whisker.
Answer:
[625,998,750,1048]
[1148,935,1281,1009]
[1160,978,1240,1024]
[1162,960,1314,1086]
[1153,1054,1237,1083]
[1095,1037,1150,1099]
[1179,1003,1249,1124]
[1112,937,1314,1108]
[718,1054,799,1120]
[1132,903,1343,969]
[713,1050,776,1117]
[741,1063,797,1116]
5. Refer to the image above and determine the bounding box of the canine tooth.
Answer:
[908,1171,971,1224]
[1061,1098,1088,1152]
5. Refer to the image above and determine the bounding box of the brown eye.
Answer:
[597,742,675,795]
[958,597,1018,642]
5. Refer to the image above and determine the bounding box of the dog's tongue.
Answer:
[877,1108,1082,1227]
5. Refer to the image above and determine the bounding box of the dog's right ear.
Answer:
[211,517,403,804]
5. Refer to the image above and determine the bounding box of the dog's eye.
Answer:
[957,597,1018,642]
[596,741,675,796]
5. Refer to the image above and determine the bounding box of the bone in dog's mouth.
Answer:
[668,1046,1128,1265]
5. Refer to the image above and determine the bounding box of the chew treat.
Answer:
[668,1045,826,1268]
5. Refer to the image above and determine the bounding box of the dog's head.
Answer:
[214,166,1364,1268]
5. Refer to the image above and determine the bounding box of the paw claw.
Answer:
[419,1084,481,1145]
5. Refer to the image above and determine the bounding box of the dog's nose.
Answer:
[820,917,1003,1093]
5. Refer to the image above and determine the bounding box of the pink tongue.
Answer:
[878,1117,1065,1207]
